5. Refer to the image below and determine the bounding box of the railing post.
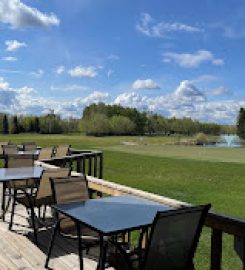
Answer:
[82,155,86,175]
[99,152,103,179]
[93,154,97,177]
[88,155,92,176]
[211,228,223,270]
[76,156,81,173]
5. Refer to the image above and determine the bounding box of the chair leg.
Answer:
[38,207,41,219]
[97,235,108,270]
[45,220,60,269]
[2,182,6,221]
[43,205,47,220]
[30,205,38,245]
[9,190,17,230]
[76,222,84,270]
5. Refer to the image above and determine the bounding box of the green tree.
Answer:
[237,108,245,139]
[10,116,20,134]
[81,113,111,136]
[39,114,63,134]
[3,114,9,134]
[110,115,135,135]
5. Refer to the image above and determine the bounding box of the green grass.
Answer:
[1,134,244,269]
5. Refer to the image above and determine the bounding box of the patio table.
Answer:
[0,166,43,219]
[50,195,174,270]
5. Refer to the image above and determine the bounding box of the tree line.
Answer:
[0,104,237,136]
[80,103,235,136]
[0,113,79,134]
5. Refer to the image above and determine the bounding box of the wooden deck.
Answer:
[0,191,104,270]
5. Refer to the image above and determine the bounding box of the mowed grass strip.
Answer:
[106,144,245,164]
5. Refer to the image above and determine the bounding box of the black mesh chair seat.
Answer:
[108,204,211,270]
[16,195,52,208]
[59,216,99,239]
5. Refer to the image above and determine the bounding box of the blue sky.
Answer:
[1,0,245,124]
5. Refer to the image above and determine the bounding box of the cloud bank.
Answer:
[0,77,242,124]
[0,0,60,28]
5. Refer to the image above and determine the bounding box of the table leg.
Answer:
[76,222,84,270]
[96,235,108,270]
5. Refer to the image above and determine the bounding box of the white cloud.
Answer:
[112,81,239,123]
[0,0,60,28]
[55,66,65,75]
[132,79,160,90]
[2,56,17,62]
[50,84,88,92]
[82,91,110,104]
[69,66,97,78]
[136,13,202,38]
[163,50,224,68]
[5,40,26,51]
[191,74,218,84]
[174,80,205,103]
[208,86,232,97]
[107,54,120,61]
[31,69,44,78]
[0,77,9,90]
[0,69,23,74]
[114,92,149,111]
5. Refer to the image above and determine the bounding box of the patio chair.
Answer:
[54,144,70,158]
[2,154,35,221]
[38,147,54,160]
[22,142,37,151]
[108,204,211,270]
[2,144,18,155]
[12,167,70,244]
[0,141,10,156]
[45,175,99,268]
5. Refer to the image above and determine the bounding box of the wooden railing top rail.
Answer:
[70,148,103,155]
[206,212,245,238]
[40,152,102,162]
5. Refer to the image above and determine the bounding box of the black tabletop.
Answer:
[53,195,174,235]
[0,166,43,182]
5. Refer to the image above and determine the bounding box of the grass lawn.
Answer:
[0,133,244,269]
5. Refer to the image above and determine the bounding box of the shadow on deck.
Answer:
[0,202,101,270]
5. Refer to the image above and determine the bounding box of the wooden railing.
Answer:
[41,148,103,179]
[36,150,245,270]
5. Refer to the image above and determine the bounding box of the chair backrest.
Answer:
[5,154,34,168]
[22,142,37,151]
[36,167,70,201]
[0,141,9,155]
[143,204,211,270]
[50,175,89,235]
[50,175,89,205]
[38,147,54,160]
[2,144,18,155]
[54,145,70,158]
